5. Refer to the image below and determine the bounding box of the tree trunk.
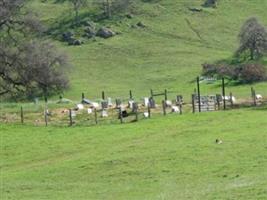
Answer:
[250,48,254,60]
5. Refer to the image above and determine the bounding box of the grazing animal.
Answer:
[256,94,263,100]
[215,139,223,144]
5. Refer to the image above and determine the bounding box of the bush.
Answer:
[239,63,266,83]
[202,62,266,83]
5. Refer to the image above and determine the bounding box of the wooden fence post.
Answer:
[102,91,105,100]
[222,77,226,110]
[197,77,201,112]
[162,100,166,116]
[129,90,133,100]
[251,87,256,106]
[164,89,167,101]
[94,108,98,125]
[20,106,24,124]
[192,94,195,113]
[216,94,221,110]
[150,89,153,98]
[69,109,73,126]
[82,93,85,101]
[44,97,48,127]
[148,104,151,118]
[119,107,123,124]
[230,92,234,108]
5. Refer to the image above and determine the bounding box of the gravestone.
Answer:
[149,97,156,108]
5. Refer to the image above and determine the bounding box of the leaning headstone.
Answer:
[101,101,108,109]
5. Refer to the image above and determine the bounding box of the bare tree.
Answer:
[56,0,88,24]
[0,0,70,98]
[95,0,133,18]
[237,17,267,60]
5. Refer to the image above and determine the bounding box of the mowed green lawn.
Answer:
[1,108,267,199]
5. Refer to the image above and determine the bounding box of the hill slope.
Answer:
[26,0,267,101]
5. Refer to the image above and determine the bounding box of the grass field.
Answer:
[1,107,267,199]
[24,0,267,101]
[1,1,267,199]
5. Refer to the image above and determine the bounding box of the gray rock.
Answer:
[84,26,96,38]
[82,21,96,28]
[96,27,116,39]
[62,31,74,42]
[136,21,146,28]
[126,14,134,19]
[68,38,83,46]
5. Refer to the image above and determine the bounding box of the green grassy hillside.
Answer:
[27,0,267,100]
[1,108,267,199]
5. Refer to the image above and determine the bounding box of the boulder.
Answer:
[82,21,96,28]
[84,26,96,38]
[126,14,134,19]
[136,21,146,28]
[62,31,74,42]
[68,38,83,46]
[96,27,116,39]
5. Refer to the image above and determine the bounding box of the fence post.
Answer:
[162,100,166,116]
[216,94,221,110]
[119,107,123,124]
[230,92,234,108]
[102,91,105,100]
[129,90,133,100]
[44,97,48,127]
[192,94,195,113]
[150,89,153,98]
[222,77,226,110]
[20,106,24,124]
[251,87,256,106]
[82,93,85,101]
[148,104,151,118]
[197,77,201,112]
[164,89,167,101]
[69,109,73,126]
[94,108,98,124]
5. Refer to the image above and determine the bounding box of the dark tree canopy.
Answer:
[237,17,267,60]
[0,0,70,99]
